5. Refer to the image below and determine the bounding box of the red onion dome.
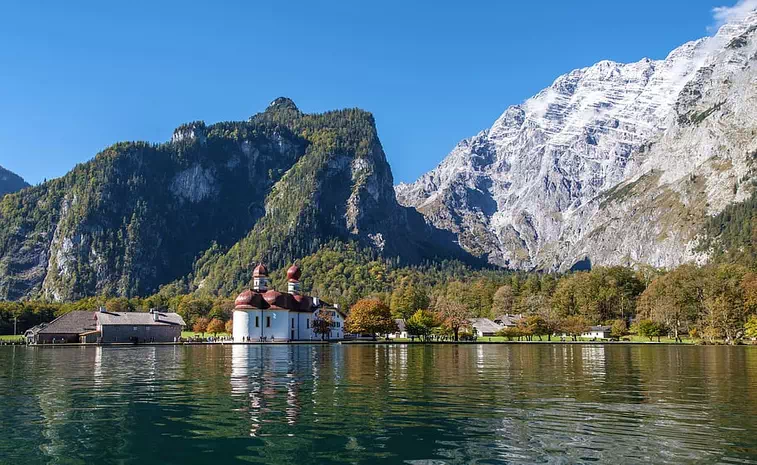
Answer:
[262,290,284,306]
[235,289,255,309]
[286,264,301,282]
[252,263,269,277]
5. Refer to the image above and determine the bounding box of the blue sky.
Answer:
[0,0,743,185]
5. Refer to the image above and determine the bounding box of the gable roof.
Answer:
[493,314,523,327]
[38,311,98,335]
[469,318,503,334]
[394,319,406,333]
[96,311,186,326]
[589,325,612,332]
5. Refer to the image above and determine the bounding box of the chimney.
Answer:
[153,312,159,322]
[99,306,106,313]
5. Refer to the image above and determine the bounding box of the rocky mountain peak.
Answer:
[397,10,757,272]
[171,121,207,145]
[266,97,301,113]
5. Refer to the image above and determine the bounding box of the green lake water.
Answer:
[1,344,757,464]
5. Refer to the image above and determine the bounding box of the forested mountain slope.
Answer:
[0,166,29,197]
[0,98,470,301]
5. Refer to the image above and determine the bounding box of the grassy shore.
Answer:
[181,331,231,339]
[387,335,700,344]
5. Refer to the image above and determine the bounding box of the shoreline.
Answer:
[2,340,754,348]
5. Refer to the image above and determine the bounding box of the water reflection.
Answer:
[1,345,757,464]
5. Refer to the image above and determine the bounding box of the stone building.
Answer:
[26,311,98,344]
[233,264,345,342]
[95,310,185,343]
[26,310,185,344]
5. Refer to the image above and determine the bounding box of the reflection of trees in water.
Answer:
[5,345,757,464]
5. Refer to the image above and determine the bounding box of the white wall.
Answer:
[234,308,344,341]
[296,312,315,340]
[233,310,251,342]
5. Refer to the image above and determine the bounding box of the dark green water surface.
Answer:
[1,344,757,464]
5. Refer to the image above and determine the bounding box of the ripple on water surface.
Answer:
[0,344,756,464]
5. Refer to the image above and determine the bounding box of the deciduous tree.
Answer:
[390,281,430,320]
[406,309,437,341]
[560,316,590,341]
[312,311,334,340]
[345,299,397,339]
[207,318,224,336]
[491,285,514,316]
[193,317,210,336]
[435,299,472,341]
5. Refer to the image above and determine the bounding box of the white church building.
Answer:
[232,264,345,342]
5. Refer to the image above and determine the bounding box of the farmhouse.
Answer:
[233,264,345,342]
[469,318,503,337]
[493,314,523,328]
[582,325,613,339]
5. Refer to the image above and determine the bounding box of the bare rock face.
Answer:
[397,11,757,271]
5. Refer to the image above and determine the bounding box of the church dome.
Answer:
[263,290,284,305]
[253,263,269,277]
[286,264,301,282]
[235,289,255,309]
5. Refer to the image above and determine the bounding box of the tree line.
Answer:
[4,256,757,344]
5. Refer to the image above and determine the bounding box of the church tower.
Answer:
[287,264,302,295]
[253,264,269,292]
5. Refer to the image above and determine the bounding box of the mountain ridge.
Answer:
[0,99,472,301]
[396,11,757,271]
[0,165,29,197]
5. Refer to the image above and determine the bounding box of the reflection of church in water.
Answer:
[233,264,346,342]
[230,344,341,437]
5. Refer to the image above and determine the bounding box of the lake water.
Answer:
[1,344,757,464]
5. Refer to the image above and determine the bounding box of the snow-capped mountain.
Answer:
[396,10,757,271]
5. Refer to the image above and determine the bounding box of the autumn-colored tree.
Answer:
[435,299,472,341]
[496,327,523,341]
[552,278,580,317]
[209,298,234,322]
[312,311,334,340]
[610,319,628,338]
[193,317,210,336]
[702,264,750,344]
[207,318,225,336]
[345,299,397,339]
[106,297,132,313]
[744,315,757,340]
[521,315,549,341]
[389,280,430,320]
[491,285,514,317]
[225,319,233,335]
[178,297,213,328]
[560,316,590,341]
[637,264,703,342]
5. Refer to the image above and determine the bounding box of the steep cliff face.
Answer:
[0,105,306,300]
[397,12,757,271]
[189,100,472,296]
[0,166,29,197]
[0,98,468,301]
